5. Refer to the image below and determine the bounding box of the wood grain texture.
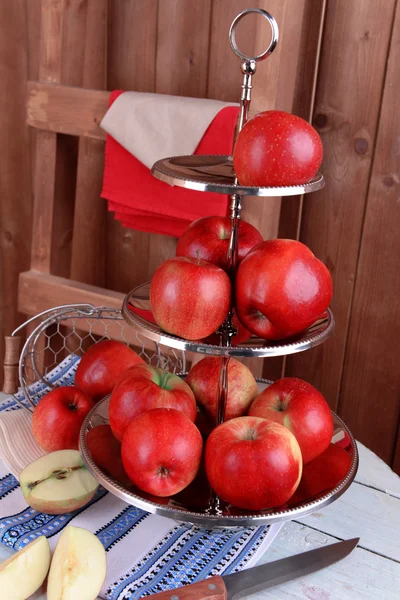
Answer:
[145,0,214,277]
[38,0,65,82]
[0,0,33,387]
[70,0,107,286]
[284,0,397,411]
[30,0,64,272]
[278,0,327,241]
[51,0,105,278]
[51,133,78,276]
[393,435,400,476]
[105,0,157,293]
[26,81,109,138]
[156,0,212,98]
[338,2,400,466]
[71,137,106,284]
[147,576,226,599]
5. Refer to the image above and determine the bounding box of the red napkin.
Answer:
[101,91,239,237]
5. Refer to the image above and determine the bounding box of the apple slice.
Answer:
[0,535,50,600]
[47,525,106,600]
[19,449,98,514]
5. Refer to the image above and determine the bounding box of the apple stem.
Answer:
[196,249,201,265]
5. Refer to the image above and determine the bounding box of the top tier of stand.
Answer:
[151,155,325,197]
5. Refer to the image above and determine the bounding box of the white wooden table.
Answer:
[1,442,399,599]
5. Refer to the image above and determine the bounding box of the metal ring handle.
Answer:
[229,8,279,62]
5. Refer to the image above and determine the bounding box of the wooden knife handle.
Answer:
[147,575,227,599]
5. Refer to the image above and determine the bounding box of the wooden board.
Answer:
[146,0,214,275]
[156,0,212,98]
[105,0,157,294]
[30,0,64,273]
[278,0,327,241]
[70,0,107,287]
[0,0,33,388]
[284,0,398,411]
[338,2,400,466]
[26,81,108,138]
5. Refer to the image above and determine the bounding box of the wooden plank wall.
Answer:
[0,0,399,473]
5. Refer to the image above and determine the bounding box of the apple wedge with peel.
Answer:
[0,535,50,600]
[47,525,107,600]
[19,449,98,514]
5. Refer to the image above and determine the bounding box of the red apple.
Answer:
[248,377,333,464]
[75,340,145,402]
[109,364,197,441]
[150,257,231,340]
[186,357,258,423]
[236,239,332,340]
[32,386,94,452]
[121,408,203,496]
[205,416,302,510]
[289,443,352,505]
[233,110,323,187]
[86,424,131,487]
[176,216,263,270]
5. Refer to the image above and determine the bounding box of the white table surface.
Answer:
[1,439,399,599]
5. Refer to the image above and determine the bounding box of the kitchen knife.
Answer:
[147,537,359,599]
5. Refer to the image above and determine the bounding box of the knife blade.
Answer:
[147,537,359,599]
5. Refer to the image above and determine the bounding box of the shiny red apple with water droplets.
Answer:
[75,340,145,402]
[32,386,94,452]
[235,239,332,340]
[233,110,323,187]
[150,256,231,340]
[205,416,302,510]
[248,377,333,464]
[121,408,203,497]
[176,216,263,270]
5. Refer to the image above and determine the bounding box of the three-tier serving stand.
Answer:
[78,9,359,528]
[0,7,356,530]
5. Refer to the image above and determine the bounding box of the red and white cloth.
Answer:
[100,91,239,237]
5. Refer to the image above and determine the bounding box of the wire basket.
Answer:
[4,304,186,413]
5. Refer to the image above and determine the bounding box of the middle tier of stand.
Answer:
[122,283,335,358]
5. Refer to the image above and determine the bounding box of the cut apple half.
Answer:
[47,525,107,600]
[0,535,50,600]
[19,449,99,514]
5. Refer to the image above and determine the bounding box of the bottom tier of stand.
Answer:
[80,379,358,529]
